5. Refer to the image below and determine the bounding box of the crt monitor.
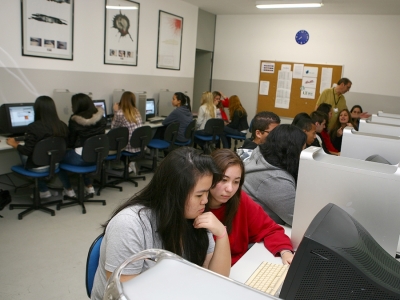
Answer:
[0,103,35,136]
[92,99,107,118]
[279,203,400,299]
[145,99,156,120]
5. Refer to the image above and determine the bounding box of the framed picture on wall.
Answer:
[21,0,74,60]
[156,10,183,70]
[104,0,140,66]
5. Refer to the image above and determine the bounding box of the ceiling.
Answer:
[180,0,400,15]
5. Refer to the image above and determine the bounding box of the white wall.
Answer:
[212,14,400,118]
[0,0,198,103]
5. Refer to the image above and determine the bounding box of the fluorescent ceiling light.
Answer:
[256,2,323,9]
[106,5,138,10]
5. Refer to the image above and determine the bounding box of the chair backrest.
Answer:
[31,136,67,177]
[107,127,129,160]
[164,122,180,150]
[130,126,152,158]
[82,134,110,176]
[184,119,196,147]
[85,234,104,298]
[204,118,224,142]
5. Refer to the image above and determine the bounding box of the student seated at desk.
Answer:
[208,149,293,266]
[58,93,106,197]
[243,125,306,226]
[6,96,69,198]
[161,92,192,143]
[316,103,339,155]
[91,147,230,300]
[213,91,229,124]
[112,91,143,172]
[329,108,356,152]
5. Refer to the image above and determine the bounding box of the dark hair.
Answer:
[294,117,314,132]
[251,111,281,138]
[174,92,191,112]
[34,96,68,137]
[337,78,352,86]
[259,124,306,183]
[329,108,356,141]
[350,105,363,114]
[292,112,311,126]
[316,103,332,129]
[209,149,243,234]
[71,93,98,119]
[103,147,220,266]
[310,111,326,125]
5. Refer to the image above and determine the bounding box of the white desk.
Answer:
[230,226,292,283]
[0,135,22,175]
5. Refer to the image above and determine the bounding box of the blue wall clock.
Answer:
[295,30,309,45]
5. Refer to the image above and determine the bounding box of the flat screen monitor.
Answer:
[0,103,35,136]
[145,99,156,120]
[92,99,107,118]
[280,203,400,299]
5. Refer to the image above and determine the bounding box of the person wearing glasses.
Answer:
[243,125,307,226]
[242,111,280,150]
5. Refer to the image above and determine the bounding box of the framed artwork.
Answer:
[21,0,74,60]
[156,10,183,70]
[104,0,140,66]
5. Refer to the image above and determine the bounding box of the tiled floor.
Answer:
[0,170,151,300]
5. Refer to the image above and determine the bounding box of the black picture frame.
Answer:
[21,0,74,60]
[156,10,183,70]
[104,0,140,66]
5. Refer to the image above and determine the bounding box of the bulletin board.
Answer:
[257,61,343,118]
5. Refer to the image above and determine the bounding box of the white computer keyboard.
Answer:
[245,261,289,296]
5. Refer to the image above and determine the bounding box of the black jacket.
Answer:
[227,110,249,132]
[68,108,106,148]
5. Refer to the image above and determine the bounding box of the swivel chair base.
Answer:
[9,195,62,220]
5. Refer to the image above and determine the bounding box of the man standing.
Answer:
[315,78,352,129]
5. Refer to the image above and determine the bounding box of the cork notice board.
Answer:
[257,61,343,118]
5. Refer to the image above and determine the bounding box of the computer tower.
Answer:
[134,92,147,121]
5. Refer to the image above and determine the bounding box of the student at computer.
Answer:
[241,111,281,150]
[220,95,249,149]
[316,103,339,155]
[91,147,230,300]
[6,96,68,199]
[162,92,193,143]
[329,108,356,152]
[350,104,363,130]
[58,93,106,197]
[212,91,229,124]
[243,125,306,226]
[196,91,217,130]
[292,116,316,147]
[309,111,327,149]
[207,149,293,266]
[112,91,143,173]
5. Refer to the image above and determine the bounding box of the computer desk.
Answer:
[230,226,292,283]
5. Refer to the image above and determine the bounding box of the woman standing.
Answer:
[6,96,68,198]
[243,125,306,226]
[91,147,230,299]
[59,93,106,197]
[208,149,293,266]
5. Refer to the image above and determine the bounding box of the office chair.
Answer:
[225,133,246,151]
[96,127,129,196]
[140,122,180,174]
[174,119,197,148]
[194,118,224,154]
[57,134,109,214]
[86,233,104,298]
[9,137,66,220]
[108,126,152,187]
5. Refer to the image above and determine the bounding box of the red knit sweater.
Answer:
[210,191,293,265]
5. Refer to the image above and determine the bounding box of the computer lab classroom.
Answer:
[1,0,400,299]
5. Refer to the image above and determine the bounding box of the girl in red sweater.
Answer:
[207,149,294,266]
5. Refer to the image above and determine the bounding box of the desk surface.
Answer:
[0,136,13,151]
[230,226,292,283]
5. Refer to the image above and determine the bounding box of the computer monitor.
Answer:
[145,99,156,120]
[280,203,400,299]
[0,103,35,136]
[92,99,107,118]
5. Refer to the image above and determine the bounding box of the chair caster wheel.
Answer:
[82,209,86,214]
[51,212,55,216]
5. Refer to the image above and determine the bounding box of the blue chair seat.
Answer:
[105,154,117,161]
[59,163,97,174]
[148,139,170,150]
[225,134,246,151]
[194,134,220,142]
[121,150,140,158]
[86,234,104,298]
[174,139,191,146]
[11,165,60,178]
